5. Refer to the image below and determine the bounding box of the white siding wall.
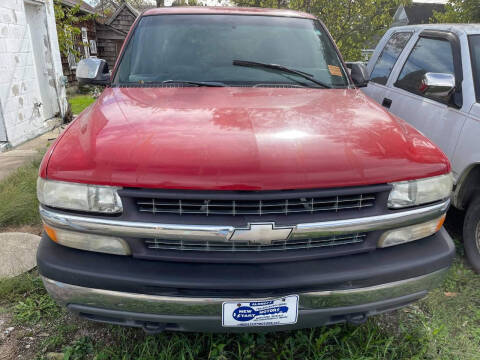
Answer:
[0,0,67,148]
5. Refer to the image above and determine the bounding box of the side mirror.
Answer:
[346,62,369,88]
[76,58,110,86]
[419,72,455,101]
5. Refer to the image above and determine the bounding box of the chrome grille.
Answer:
[145,233,367,252]
[136,194,376,216]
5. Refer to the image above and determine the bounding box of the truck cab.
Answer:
[363,24,480,272]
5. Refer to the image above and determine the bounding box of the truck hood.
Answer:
[44,87,449,190]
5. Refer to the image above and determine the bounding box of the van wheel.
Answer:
[464,195,480,273]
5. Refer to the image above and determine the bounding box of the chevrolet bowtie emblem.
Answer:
[229,223,294,245]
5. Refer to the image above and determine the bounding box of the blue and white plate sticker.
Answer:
[222,295,299,327]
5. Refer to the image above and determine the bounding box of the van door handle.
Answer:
[382,98,392,108]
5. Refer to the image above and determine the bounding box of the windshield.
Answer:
[114,14,349,88]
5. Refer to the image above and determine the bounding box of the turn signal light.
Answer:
[42,223,130,255]
[43,223,58,243]
[378,214,446,248]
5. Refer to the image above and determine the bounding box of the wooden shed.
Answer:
[96,3,139,70]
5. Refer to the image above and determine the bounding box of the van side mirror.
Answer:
[76,58,110,86]
[346,62,369,87]
[419,72,455,101]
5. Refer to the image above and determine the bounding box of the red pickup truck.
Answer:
[37,7,454,332]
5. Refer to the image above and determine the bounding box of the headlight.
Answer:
[388,173,453,209]
[37,178,123,214]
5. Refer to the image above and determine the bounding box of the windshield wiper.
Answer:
[161,80,226,87]
[232,60,331,89]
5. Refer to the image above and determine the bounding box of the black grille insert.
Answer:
[136,194,376,216]
[144,233,367,252]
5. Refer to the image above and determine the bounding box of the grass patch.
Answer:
[92,324,429,360]
[0,271,44,304]
[0,156,42,227]
[418,260,480,359]
[41,324,79,353]
[69,95,95,115]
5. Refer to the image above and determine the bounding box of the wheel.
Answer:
[463,195,480,273]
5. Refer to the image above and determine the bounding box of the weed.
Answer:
[63,336,94,360]
[14,293,60,324]
[41,324,79,352]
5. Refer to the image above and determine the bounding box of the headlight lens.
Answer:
[388,173,453,209]
[37,178,123,214]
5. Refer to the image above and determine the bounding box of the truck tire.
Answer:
[464,195,480,273]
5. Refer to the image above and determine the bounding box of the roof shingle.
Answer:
[61,0,96,14]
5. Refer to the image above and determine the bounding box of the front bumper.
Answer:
[38,228,455,332]
[43,269,447,333]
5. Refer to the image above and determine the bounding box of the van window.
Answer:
[395,37,454,96]
[469,35,480,102]
[370,32,412,85]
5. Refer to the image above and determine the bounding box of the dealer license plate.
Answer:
[222,295,299,327]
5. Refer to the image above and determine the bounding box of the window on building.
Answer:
[67,52,77,70]
[370,32,412,85]
[89,40,97,55]
[81,27,90,58]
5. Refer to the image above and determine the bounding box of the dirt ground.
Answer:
[0,312,40,360]
[0,225,43,359]
[0,225,42,236]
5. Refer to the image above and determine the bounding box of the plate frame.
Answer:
[221,294,299,327]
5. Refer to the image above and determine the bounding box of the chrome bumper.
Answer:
[42,268,447,317]
[39,200,450,242]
